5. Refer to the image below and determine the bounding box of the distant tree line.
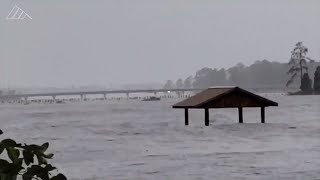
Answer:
[163,76,193,89]
[164,42,320,93]
[164,58,319,92]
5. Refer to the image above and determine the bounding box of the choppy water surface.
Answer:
[1,94,319,180]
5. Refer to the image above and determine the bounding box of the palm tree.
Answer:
[286,42,314,88]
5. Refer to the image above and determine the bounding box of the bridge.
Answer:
[0,88,204,101]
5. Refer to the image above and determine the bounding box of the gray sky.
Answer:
[0,0,319,88]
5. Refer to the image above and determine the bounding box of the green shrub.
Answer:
[0,129,67,180]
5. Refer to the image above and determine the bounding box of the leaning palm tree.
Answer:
[286,42,314,88]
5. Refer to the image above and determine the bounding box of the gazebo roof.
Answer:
[172,87,278,108]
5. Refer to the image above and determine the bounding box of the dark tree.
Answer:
[300,73,313,92]
[192,68,228,88]
[287,42,312,90]
[314,66,320,93]
[163,80,175,89]
[192,67,214,88]
[176,79,184,89]
[227,63,246,86]
[183,76,193,88]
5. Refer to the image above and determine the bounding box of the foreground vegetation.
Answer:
[0,129,67,180]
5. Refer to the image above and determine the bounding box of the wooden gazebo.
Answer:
[173,87,278,126]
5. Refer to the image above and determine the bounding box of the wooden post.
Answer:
[238,107,243,123]
[261,107,265,123]
[185,108,189,126]
[205,108,209,126]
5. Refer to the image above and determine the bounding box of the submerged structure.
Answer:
[173,87,278,126]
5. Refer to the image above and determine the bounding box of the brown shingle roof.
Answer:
[172,86,278,108]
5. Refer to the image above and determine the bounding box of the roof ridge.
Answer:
[208,86,237,89]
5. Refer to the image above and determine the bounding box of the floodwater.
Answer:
[0,94,319,180]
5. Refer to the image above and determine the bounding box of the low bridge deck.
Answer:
[0,88,203,100]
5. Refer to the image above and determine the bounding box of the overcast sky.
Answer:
[0,0,319,88]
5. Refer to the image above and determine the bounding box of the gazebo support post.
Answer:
[184,108,189,126]
[238,107,243,123]
[261,107,265,123]
[205,108,209,126]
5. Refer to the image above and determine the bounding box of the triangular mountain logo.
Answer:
[6,4,32,20]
